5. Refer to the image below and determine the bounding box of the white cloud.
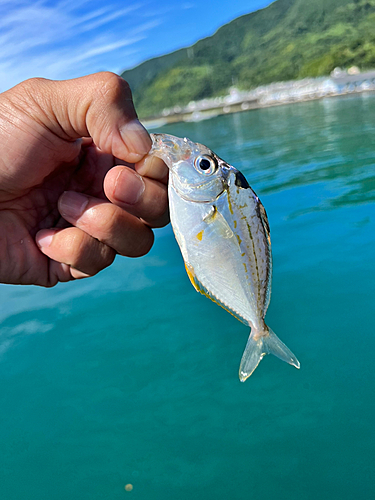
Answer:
[72,4,145,33]
[0,0,162,91]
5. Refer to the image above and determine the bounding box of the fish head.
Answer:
[150,133,230,202]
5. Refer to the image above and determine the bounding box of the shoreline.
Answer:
[142,74,375,129]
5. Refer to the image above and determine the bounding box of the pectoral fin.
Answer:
[203,206,233,239]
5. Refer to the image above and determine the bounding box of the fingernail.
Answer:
[36,229,61,249]
[114,168,145,205]
[36,231,54,248]
[137,155,169,181]
[120,119,152,155]
[59,191,89,220]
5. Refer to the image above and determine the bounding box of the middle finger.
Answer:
[58,191,155,257]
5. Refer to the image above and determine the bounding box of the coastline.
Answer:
[142,72,375,128]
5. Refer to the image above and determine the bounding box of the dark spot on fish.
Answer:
[257,201,270,235]
[235,171,250,189]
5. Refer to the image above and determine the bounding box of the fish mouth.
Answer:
[151,133,179,152]
[150,133,194,167]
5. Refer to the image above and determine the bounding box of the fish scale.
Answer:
[226,183,272,318]
[150,133,300,381]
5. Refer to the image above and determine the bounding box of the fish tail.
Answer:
[239,326,300,382]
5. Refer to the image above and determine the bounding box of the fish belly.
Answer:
[169,185,265,330]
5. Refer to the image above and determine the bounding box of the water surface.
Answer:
[1,94,374,500]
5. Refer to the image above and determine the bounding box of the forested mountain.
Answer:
[121,0,375,117]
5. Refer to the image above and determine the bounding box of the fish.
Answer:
[150,133,300,381]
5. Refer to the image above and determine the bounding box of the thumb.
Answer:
[18,72,152,163]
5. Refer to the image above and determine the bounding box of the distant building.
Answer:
[330,68,375,92]
[347,66,360,75]
[145,68,375,124]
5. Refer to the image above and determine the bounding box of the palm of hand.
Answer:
[0,120,115,286]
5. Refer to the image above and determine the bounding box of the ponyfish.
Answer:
[150,133,299,381]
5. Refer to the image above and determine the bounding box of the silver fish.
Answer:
[150,133,299,381]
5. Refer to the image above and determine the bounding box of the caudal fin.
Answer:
[239,327,300,382]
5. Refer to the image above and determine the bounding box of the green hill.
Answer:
[121,0,375,118]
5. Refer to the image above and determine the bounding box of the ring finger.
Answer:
[57,190,155,256]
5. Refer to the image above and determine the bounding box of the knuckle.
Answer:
[88,244,115,275]
[93,71,121,84]
[93,72,132,103]
[62,227,115,275]
[151,196,169,222]
[82,246,115,276]
[140,185,168,224]
[149,212,170,229]
[84,72,135,153]
[99,245,116,269]
[24,76,49,86]
[19,78,52,105]
[19,77,49,92]
[6,77,51,112]
[128,229,154,258]
[63,228,87,259]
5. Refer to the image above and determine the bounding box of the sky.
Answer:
[0,0,273,92]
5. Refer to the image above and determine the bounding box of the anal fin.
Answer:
[184,263,247,324]
[184,263,200,292]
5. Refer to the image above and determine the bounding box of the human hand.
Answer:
[0,72,169,287]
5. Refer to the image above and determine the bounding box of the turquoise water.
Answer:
[1,94,374,500]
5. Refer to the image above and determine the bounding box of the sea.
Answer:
[0,93,374,500]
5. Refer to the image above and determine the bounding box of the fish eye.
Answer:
[194,155,217,175]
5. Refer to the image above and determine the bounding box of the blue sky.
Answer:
[0,0,272,92]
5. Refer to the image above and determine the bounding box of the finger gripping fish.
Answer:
[150,133,300,381]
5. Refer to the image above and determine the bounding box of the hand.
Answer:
[0,72,169,287]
